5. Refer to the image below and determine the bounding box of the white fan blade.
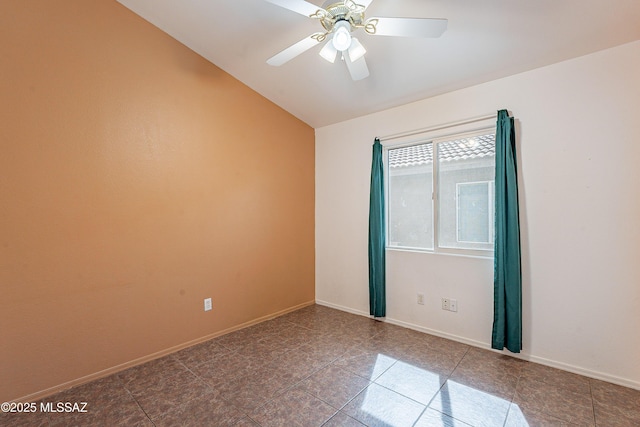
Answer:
[345,52,369,81]
[264,0,324,17]
[366,17,448,38]
[267,34,322,66]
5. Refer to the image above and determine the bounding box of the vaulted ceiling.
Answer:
[116,0,640,128]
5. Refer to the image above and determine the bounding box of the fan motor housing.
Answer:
[318,2,366,32]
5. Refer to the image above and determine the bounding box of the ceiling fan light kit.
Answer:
[265,0,448,80]
[332,20,352,51]
[347,37,366,61]
[319,38,339,62]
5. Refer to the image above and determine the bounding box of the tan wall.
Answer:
[0,0,315,402]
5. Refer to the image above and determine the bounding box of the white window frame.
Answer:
[383,122,495,258]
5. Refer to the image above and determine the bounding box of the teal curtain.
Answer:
[491,110,522,353]
[368,138,386,318]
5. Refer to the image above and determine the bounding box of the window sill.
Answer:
[385,246,494,260]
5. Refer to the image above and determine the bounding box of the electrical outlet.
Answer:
[204,298,212,312]
[442,298,450,310]
[449,299,458,312]
[417,293,425,305]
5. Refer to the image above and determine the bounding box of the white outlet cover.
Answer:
[204,298,212,311]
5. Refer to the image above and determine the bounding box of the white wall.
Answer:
[315,41,640,389]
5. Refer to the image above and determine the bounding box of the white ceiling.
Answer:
[116,0,640,128]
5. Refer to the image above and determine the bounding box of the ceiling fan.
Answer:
[264,0,448,81]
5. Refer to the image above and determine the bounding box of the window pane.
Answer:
[437,134,495,250]
[388,143,434,250]
[457,182,490,243]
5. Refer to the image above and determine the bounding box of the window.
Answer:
[387,130,495,255]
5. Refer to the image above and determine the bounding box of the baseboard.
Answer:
[520,354,640,391]
[13,300,315,403]
[315,299,640,391]
[315,299,371,318]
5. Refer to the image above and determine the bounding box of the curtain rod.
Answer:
[378,113,497,142]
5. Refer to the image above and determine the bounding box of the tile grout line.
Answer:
[588,379,597,426]
[412,343,473,426]
[502,372,522,427]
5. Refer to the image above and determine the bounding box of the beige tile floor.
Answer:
[3,304,639,426]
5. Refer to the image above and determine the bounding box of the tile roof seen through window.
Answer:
[389,133,495,168]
